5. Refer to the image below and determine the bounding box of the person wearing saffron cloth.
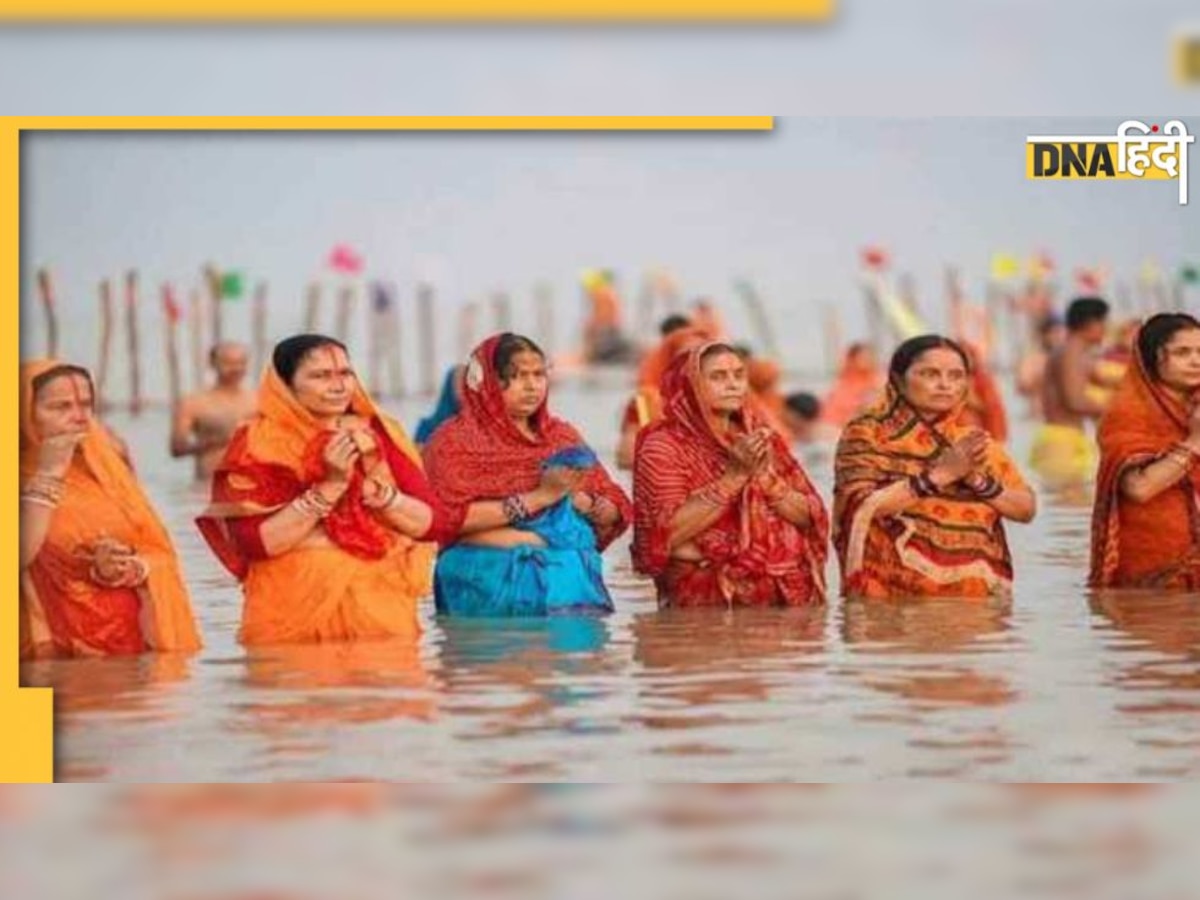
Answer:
[423,333,632,617]
[197,335,450,645]
[631,342,829,608]
[820,342,885,429]
[20,360,201,659]
[833,335,1037,600]
[1090,314,1200,589]
[617,317,709,470]
[962,343,1009,443]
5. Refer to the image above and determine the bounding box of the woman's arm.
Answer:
[667,471,750,550]
[1120,444,1199,505]
[257,479,349,556]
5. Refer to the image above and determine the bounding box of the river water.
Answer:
[20,378,1200,783]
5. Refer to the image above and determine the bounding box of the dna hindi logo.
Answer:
[1025,120,1194,206]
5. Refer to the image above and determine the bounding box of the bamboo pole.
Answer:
[303,281,321,333]
[36,267,59,358]
[491,290,512,334]
[386,286,406,398]
[189,286,205,393]
[125,269,144,416]
[732,278,780,360]
[162,283,183,410]
[203,263,223,345]
[334,282,355,345]
[458,300,479,364]
[417,281,436,396]
[96,278,114,413]
[252,280,268,376]
[367,281,385,397]
[534,281,555,355]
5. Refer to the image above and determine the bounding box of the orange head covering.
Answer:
[1091,326,1200,587]
[20,359,200,655]
[198,358,429,579]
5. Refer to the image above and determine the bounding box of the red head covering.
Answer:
[632,343,829,604]
[423,334,631,549]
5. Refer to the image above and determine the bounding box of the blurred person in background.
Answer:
[170,341,257,483]
[821,342,886,430]
[1030,297,1111,486]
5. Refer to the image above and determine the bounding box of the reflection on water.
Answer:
[18,387,1200,782]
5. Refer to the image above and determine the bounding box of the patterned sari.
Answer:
[632,344,829,607]
[1090,341,1200,589]
[20,360,200,659]
[197,366,444,645]
[833,382,1028,599]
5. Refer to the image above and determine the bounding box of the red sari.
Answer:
[1090,340,1200,589]
[423,334,632,550]
[632,344,829,607]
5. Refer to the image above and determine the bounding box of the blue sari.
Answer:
[434,497,615,618]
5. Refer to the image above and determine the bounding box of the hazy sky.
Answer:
[6,2,1198,395]
[20,117,1196,397]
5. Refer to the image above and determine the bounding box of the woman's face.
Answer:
[290,344,356,419]
[1156,328,1200,392]
[33,373,94,439]
[900,347,968,416]
[700,350,748,415]
[500,350,548,420]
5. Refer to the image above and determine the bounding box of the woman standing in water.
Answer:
[20,360,200,658]
[1091,313,1200,589]
[198,334,450,645]
[833,335,1036,600]
[632,342,828,607]
[423,333,632,617]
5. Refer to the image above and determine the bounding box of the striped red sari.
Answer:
[631,345,829,607]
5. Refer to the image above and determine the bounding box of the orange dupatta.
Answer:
[197,366,436,645]
[833,382,1027,600]
[1090,341,1200,588]
[20,360,200,659]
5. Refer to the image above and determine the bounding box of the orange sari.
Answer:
[197,367,439,645]
[1090,345,1200,589]
[19,360,200,659]
[821,353,884,428]
[833,384,1027,599]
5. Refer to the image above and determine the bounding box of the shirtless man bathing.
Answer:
[170,342,257,481]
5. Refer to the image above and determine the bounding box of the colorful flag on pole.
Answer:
[162,285,182,323]
[220,271,245,300]
[329,244,365,275]
[990,253,1021,281]
[860,246,889,271]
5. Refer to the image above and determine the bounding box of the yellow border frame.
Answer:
[0,114,773,783]
[1,1,833,22]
